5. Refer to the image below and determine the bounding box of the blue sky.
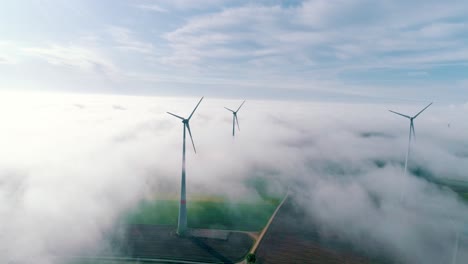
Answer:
[1,0,467,102]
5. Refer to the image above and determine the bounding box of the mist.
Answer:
[1,91,468,263]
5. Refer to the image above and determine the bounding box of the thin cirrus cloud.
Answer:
[107,26,155,54]
[22,45,117,72]
[135,4,168,13]
[162,1,468,68]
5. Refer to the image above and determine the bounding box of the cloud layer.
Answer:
[1,92,468,263]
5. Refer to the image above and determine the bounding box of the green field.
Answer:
[70,176,284,264]
[458,192,468,202]
[69,197,279,264]
[410,166,468,203]
[122,175,284,231]
[431,178,468,202]
[124,197,280,231]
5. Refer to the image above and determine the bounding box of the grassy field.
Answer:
[410,166,468,203]
[431,178,468,202]
[70,176,284,264]
[122,175,284,231]
[123,197,280,231]
[459,192,468,201]
[69,197,279,264]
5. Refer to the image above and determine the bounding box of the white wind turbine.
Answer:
[389,102,432,177]
[167,96,204,235]
[225,100,245,137]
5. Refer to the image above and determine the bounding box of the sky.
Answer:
[1,0,468,102]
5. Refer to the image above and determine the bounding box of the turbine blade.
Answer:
[186,123,196,153]
[167,112,184,120]
[411,122,416,140]
[413,102,433,119]
[236,100,246,112]
[188,96,204,120]
[224,107,235,112]
[389,110,411,119]
[235,115,240,131]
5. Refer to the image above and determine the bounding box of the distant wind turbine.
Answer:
[389,102,432,177]
[167,96,204,235]
[225,100,245,137]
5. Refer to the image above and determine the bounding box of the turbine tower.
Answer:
[167,96,204,235]
[452,230,459,264]
[225,100,245,137]
[389,102,432,177]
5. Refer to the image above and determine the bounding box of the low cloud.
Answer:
[0,92,468,263]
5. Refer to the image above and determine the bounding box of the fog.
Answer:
[1,92,467,263]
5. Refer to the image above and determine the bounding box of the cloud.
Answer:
[146,0,234,11]
[1,92,468,263]
[162,0,468,80]
[135,4,168,13]
[163,5,291,66]
[418,22,467,38]
[407,71,429,77]
[0,41,21,65]
[22,44,118,74]
[108,26,155,54]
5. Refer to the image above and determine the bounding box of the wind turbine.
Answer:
[389,102,432,177]
[225,100,245,137]
[167,96,204,235]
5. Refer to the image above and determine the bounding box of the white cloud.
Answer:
[0,41,21,65]
[149,0,233,10]
[135,4,168,13]
[162,0,468,74]
[22,44,118,74]
[108,26,155,54]
[296,0,368,28]
[1,92,468,263]
[418,22,467,38]
[407,71,429,77]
